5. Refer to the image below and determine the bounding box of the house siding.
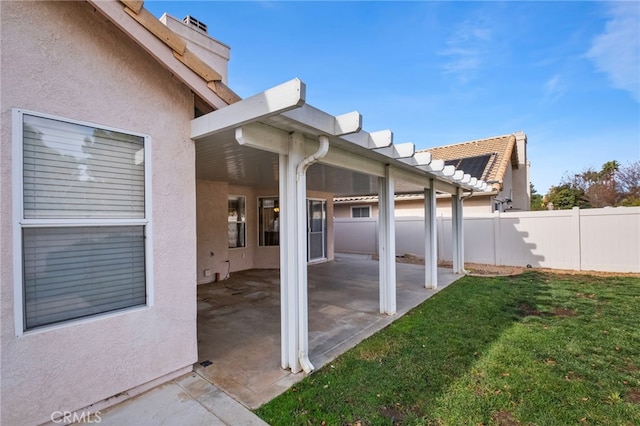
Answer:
[1,2,197,424]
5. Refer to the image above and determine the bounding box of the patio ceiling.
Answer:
[196,128,405,196]
[193,78,491,197]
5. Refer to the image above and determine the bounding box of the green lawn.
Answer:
[255,272,640,425]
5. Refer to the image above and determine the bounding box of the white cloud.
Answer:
[439,20,492,84]
[543,74,566,104]
[587,2,640,102]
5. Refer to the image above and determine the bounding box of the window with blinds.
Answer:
[16,111,149,331]
[351,206,371,218]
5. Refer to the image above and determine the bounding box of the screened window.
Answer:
[258,197,279,246]
[351,206,371,218]
[15,110,150,332]
[228,196,246,248]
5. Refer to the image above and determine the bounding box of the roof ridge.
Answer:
[417,133,514,152]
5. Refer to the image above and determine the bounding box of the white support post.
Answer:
[452,187,465,274]
[424,181,437,289]
[279,133,306,373]
[378,165,396,315]
[451,190,458,273]
[294,132,314,374]
[459,189,465,273]
[278,153,290,370]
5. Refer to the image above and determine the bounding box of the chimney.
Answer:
[182,15,207,34]
[159,13,230,84]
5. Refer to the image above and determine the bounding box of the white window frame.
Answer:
[307,197,327,262]
[12,109,154,336]
[351,205,371,218]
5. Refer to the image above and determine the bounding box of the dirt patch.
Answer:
[542,269,640,278]
[440,260,524,276]
[563,371,583,381]
[492,410,521,425]
[390,254,640,278]
[625,390,640,404]
[517,302,543,316]
[553,307,577,317]
[392,255,524,277]
[379,406,404,424]
[576,293,597,299]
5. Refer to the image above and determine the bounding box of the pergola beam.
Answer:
[319,144,387,177]
[391,166,433,189]
[235,123,289,155]
[452,170,464,181]
[343,129,393,149]
[442,165,456,177]
[375,142,415,159]
[280,105,362,137]
[418,159,445,173]
[192,78,306,139]
[400,151,432,167]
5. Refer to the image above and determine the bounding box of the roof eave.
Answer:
[88,0,230,110]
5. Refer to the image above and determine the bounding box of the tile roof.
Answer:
[418,134,518,191]
[334,193,425,203]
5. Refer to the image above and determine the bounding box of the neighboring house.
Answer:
[334,132,530,218]
[1,1,489,423]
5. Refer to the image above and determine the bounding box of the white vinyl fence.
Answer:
[334,207,640,273]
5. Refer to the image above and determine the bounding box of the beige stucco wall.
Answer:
[333,194,494,219]
[196,181,335,283]
[196,180,231,282]
[497,162,514,211]
[1,2,197,424]
[434,196,494,216]
[511,132,530,211]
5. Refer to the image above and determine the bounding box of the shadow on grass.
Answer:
[255,271,553,425]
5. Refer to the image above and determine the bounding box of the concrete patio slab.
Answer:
[195,254,461,409]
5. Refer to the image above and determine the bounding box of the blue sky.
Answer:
[146,1,640,194]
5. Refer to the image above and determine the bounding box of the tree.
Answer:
[583,160,619,207]
[546,182,588,210]
[545,160,638,209]
[616,160,640,206]
[530,183,545,210]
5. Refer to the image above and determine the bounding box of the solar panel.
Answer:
[444,154,493,179]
